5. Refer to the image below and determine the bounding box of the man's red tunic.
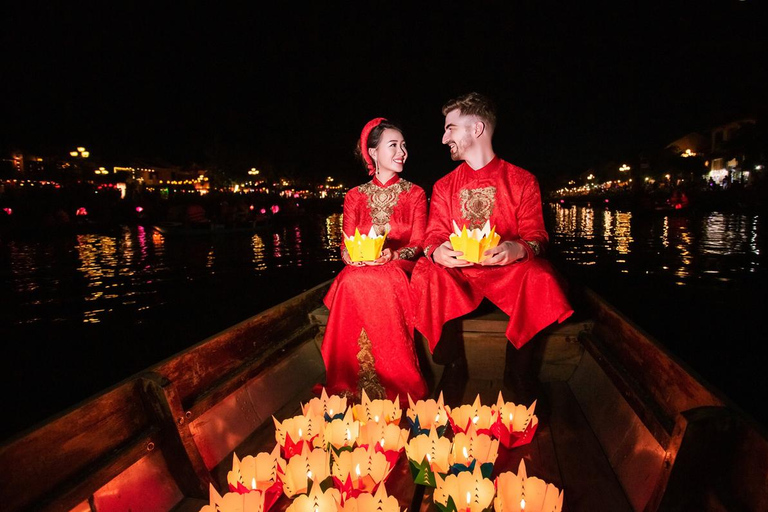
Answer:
[322,175,428,401]
[411,156,573,351]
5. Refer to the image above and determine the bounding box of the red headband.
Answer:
[360,117,387,175]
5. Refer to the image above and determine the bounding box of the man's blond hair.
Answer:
[441,92,497,130]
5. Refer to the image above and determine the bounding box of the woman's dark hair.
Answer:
[355,120,403,170]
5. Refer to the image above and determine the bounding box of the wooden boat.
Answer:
[1,279,766,512]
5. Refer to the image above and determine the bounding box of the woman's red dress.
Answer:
[322,175,429,401]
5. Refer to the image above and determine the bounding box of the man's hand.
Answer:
[432,241,473,268]
[363,248,393,266]
[480,241,526,266]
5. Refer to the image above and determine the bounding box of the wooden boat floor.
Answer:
[171,371,633,512]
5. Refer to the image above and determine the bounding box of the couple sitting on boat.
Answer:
[321,92,574,403]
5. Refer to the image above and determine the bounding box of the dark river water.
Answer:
[1,203,766,441]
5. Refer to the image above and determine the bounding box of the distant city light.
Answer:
[619,164,630,172]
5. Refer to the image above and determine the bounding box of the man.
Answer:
[411,92,573,361]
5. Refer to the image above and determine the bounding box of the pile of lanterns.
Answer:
[199,390,562,512]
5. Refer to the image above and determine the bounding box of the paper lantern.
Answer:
[331,445,392,499]
[337,482,402,512]
[280,443,332,498]
[446,395,494,435]
[324,408,360,453]
[404,427,452,487]
[274,413,324,459]
[490,393,539,449]
[226,445,284,509]
[303,388,348,421]
[406,392,449,437]
[448,425,499,478]
[344,227,387,262]
[358,419,409,467]
[285,481,342,512]
[200,483,268,512]
[494,459,563,512]
[434,464,495,512]
[449,220,500,264]
[352,390,402,425]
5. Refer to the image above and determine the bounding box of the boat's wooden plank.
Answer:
[0,381,151,512]
[583,289,723,421]
[153,281,330,407]
[545,380,633,512]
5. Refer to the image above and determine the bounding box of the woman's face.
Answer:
[369,128,407,175]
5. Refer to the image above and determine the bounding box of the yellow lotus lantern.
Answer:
[404,426,452,487]
[445,395,494,435]
[274,413,324,459]
[344,227,387,262]
[226,445,284,508]
[490,392,539,448]
[302,388,348,421]
[353,390,402,425]
[200,483,268,512]
[331,445,392,499]
[324,407,360,454]
[358,419,409,467]
[280,443,332,498]
[448,424,499,478]
[449,220,500,264]
[406,391,449,437]
[285,481,342,512]
[337,483,402,512]
[494,459,563,512]
[433,465,495,512]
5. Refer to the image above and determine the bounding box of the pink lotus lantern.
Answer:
[226,445,284,509]
[200,483,268,512]
[337,482,402,512]
[285,482,342,512]
[352,390,402,425]
[274,413,324,459]
[433,465,495,512]
[331,445,392,499]
[280,443,332,498]
[448,424,499,478]
[324,408,360,454]
[490,393,539,449]
[358,419,409,467]
[445,395,494,436]
[406,392,449,437]
[303,388,348,421]
[404,427,452,487]
[494,459,563,512]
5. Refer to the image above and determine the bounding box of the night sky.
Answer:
[3,2,766,189]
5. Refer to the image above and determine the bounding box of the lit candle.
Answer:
[490,392,539,449]
[406,392,448,436]
[433,465,494,512]
[281,444,331,498]
[445,395,494,434]
[494,459,563,512]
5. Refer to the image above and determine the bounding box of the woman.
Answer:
[321,117,429,402]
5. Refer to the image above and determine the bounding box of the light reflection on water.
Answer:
[546,203,763,286]
[2,215,346,327]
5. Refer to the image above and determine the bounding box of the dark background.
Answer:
[3,2,767,189]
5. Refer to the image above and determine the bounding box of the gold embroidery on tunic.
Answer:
[397,246,417,260]
[459,186,497,229]
[358,180,413,235]
[356,328,386,400]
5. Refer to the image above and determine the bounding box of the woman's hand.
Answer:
[363,248,394,266]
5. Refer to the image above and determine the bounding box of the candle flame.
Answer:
[298,428,303,439]
[355,464,361,477]
[374,415,379,422]
[307,470,312,479]
[435,413,440,422]
[466,491,471,505]
[380,438,386,448]
[463,446,469,459]
[426,453,431,463]
[509,412,514,423]
[472,415,479,424]
[346,428,351,441]
[252,477,256,490]
[520,498,526,510]
[329,409,333,416]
